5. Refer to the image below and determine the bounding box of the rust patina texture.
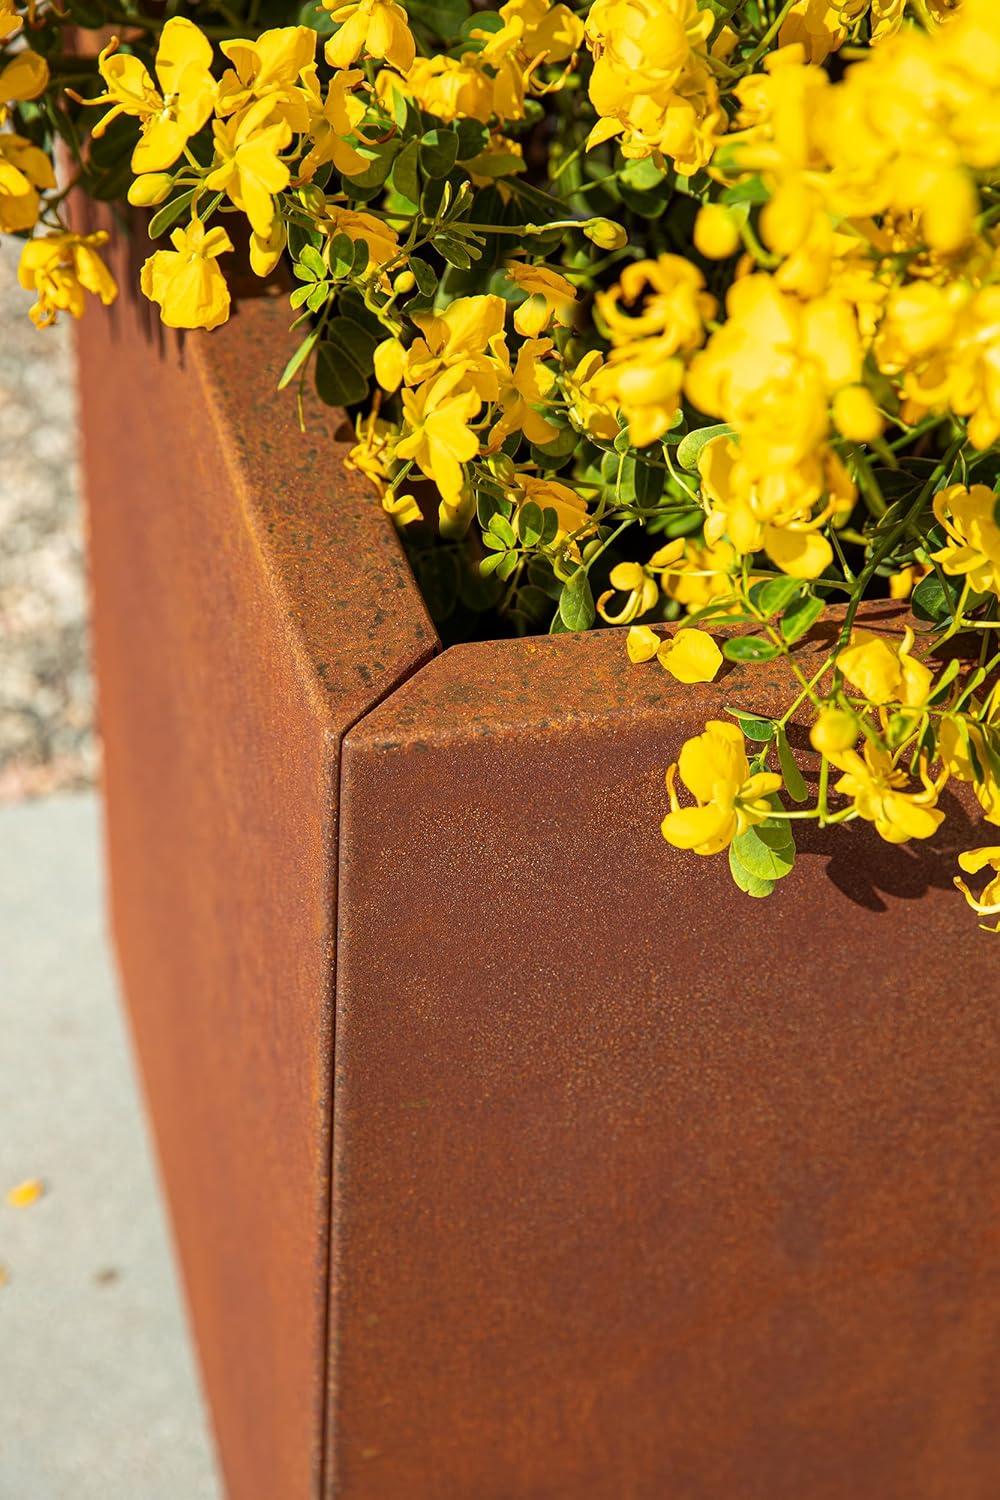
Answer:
[332,609,1000,1500]
[77,239,1000,1499]
[74,222,436,1500]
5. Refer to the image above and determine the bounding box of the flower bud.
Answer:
[833,384,883,443]
[127,173,173,207]
[694,203,740,260]
[392,270,416,295]
[584,218,627,251]
[810,707,857,757]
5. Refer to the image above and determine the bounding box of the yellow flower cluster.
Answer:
[376,0,582,125]
[584,0,723,173]
[7,0,1000,931]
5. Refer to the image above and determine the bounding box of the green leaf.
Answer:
[345,139,399,190]
[148,187,197,241]
[730,814,795,883]
[278,329,319,391]
[489,513,517,548]
[329,232,355,276]
[480,551,507,576]
[540,506,560,546]
[350,237,370,275]
[927,655,961,705]
[559,569,596,631]
[720,174,769,206]
[314,320,375,407]
[676,423,732,473]
[723,635,781,663]
[408,255,437,297]
[753,576,802,618]
[780,593,824,643]
[518,501,544,546]
[726,709,775,742]
[776,726,808,803]
[296,244,326,280]
[392,139,421,207]
[433,234,472,269]
[728,842,777,899]
[912,571,957,624]
[476,487,510,528]
[420,128,459,178]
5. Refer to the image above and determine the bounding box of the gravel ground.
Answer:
[0,238,96,802]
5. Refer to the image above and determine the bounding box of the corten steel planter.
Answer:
[76,225,1000,1500]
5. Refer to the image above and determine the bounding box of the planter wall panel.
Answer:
[74,248,435,1500]
[75,247,1000,1500]
[332,624,1000,1500]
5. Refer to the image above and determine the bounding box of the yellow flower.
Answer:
[217,26,316,130]
[0,132,54,234]
[324,0,415,74]
[693,203,740,260]
[809,706,857,757]
[506,260,576,337]
[324,204,400,277]
[140,218,233,331]
[378,293,507,400]
[837,626,932,708]
[930,484,1000,598]
[778,0,847,64]
[345,410,423,526]
[394,364,482,507]
[598,561,658,624]
[0,0,22,43]
[377,53,495,123]
[656,627,722,683]
[471,0,583,117]
[585,0,723,173]
[564,348,620,442]
[649,534,737,609]
[938,716,1000,826]
[685,276,860,578]
[661,719,783,856]
[0,46,47,106]
[584,337,685,448]
[17,230,117,328]
[832,385,882,443]
[205,97,291,239]
[127,172,174,207]
[597,253,713,352]
[954,847,1000,932]
[514,474,591,543]
[492,337,560,447]
[832,742,944,844]
[249,214,286,278]
[298,64,367,180]
[88,20,216,174]
[698,434,838,581]
[626,624,660,662]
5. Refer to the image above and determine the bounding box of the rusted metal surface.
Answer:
[332,605,1000,1499]
[74,214,436,1500]
[77,223,1000,1498]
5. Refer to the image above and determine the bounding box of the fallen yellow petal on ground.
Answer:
[6,1177,45,1208]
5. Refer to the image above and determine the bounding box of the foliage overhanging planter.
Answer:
[75,237,1000,1500]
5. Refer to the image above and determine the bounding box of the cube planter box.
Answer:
[75,239,1000,1500]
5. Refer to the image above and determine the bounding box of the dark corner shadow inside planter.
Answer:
[73,220,1000,1500]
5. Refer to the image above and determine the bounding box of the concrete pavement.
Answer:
[0,792,221,1499]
